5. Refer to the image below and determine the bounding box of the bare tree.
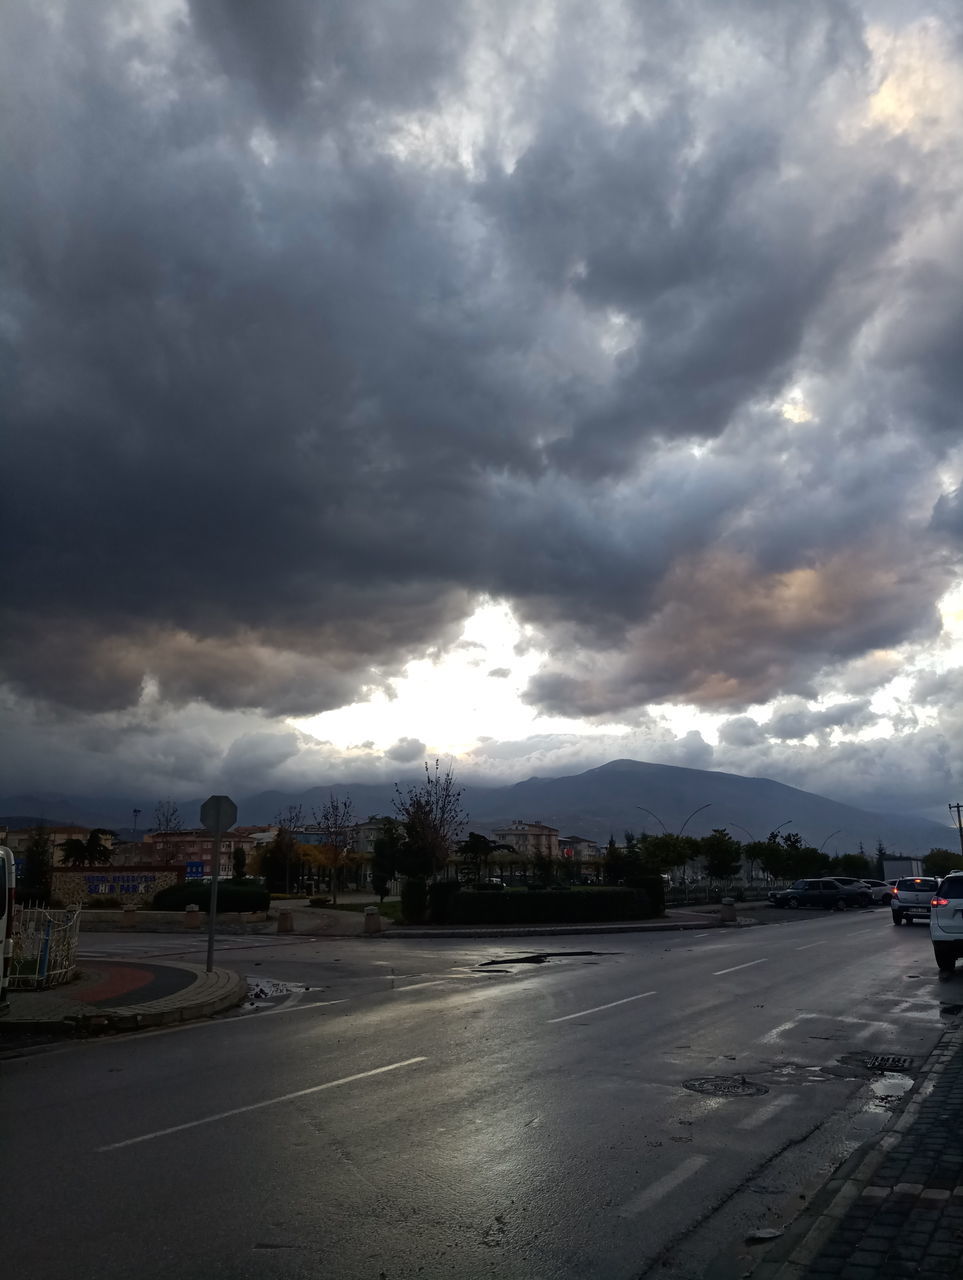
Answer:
[272,804,304,894]
[151,798,183,866]
[393,760,466,880]
[312,792,355,904]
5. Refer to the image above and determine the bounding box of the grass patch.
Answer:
[323,901,404,923]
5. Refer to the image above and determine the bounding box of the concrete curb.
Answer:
[0,964,248,1037]
[384,916,720,939]
[746,1021,963,1280]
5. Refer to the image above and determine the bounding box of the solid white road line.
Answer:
[259,998,348,1016]
[394,980,448,991]
[760,1017,802,1044]
[692,932,713,938]
[547,991,657,1024]
[97,1057,428,1152]
[617,1155,710,1217]
[795,942,821,950]
[713,959,768,976]
[736,1095,795,1130]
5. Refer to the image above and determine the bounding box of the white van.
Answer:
[0,846,15,1010]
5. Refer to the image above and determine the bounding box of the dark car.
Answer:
[769,878,872,910]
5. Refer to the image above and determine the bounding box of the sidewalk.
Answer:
[749,1022,963,1280]
[0,958,247,1040]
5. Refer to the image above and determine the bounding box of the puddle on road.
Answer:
[869,1072,914,1103]
[474,950,606,969]
[238,976,307,1013]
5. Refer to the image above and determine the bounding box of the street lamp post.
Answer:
[679,804,712,837]
[635,806,668,834]
[635,804,712,897]
[819,829,842,853]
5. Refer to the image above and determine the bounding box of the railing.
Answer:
[9,905,82,990]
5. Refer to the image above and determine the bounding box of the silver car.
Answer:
[930,873,963,973]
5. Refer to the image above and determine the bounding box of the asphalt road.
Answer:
[7,911,963,1280]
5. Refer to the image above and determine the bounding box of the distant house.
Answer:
[1,825,116,865]
[491,821,560,862]
[141,827,256,875]
[559,834,603,879]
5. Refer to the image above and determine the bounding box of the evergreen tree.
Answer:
[20,825,53,902]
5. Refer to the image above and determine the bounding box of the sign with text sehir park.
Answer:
[200,794,237,835]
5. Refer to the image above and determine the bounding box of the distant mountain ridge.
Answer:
[2,759,954,856]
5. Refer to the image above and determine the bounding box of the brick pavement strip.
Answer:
[751,1023,963,1280]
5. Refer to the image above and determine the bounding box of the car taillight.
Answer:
[932,897,949,907]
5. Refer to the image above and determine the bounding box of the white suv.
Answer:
[929,873,963,973]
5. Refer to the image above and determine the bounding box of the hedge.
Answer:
[440,881,665,927]
[149,882,270,912]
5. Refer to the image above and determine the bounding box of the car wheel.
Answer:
[891,911,902,926]
[834,897,848,911]
[786,896,800,909]
[933,943,958,974]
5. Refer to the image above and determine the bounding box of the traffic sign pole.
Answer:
[199,795,237,975]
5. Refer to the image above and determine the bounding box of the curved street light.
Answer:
[725,822,755,843]
[819,829,842,852]
[635,806,669,834]
[678,804,712,837]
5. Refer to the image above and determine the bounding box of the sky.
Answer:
[4,1,963,821]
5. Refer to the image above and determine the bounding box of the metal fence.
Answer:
[9,905,82,990]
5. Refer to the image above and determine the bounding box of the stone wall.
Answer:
[52,867,183,907]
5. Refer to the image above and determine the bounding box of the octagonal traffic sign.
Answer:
[200,794,237,834]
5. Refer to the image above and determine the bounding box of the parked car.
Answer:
[930,873,963,973]
[769,878,872,910]
[860,878,895,903]
[891,876,939,926]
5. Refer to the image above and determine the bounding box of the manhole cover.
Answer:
[682,1075,769,1098]
[866,1055,914,1072]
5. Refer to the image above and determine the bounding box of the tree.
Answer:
[459,832,494,884]
[604,835,627,885]
[641,833,695,878]
[272,805,304,894]
[152,799,183,834]
[371,818,403,902]
[231,846,248,881]
[60,829,113,868]
[84,829,114,866]
[151,799,184,865]
[875,840,887,878]
[923,847,963,877]
[60,838,89,869]
[312,793,355,904]
[531,847,554,885]
[700,829,742,881]
[20,825,53,901]
[741,841,772,882]
[834,852,873,878]
[393,760,465,881]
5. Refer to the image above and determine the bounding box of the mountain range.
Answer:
[0,759,956,856]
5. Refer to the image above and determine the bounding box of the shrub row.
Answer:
[149,882,270,912]
[428,881,665,926]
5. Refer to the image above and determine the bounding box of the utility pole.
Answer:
[950,803,963,858]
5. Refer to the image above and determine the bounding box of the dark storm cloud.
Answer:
[766,699,877,740]
[384,736,427,763]
[2,0,963,770]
